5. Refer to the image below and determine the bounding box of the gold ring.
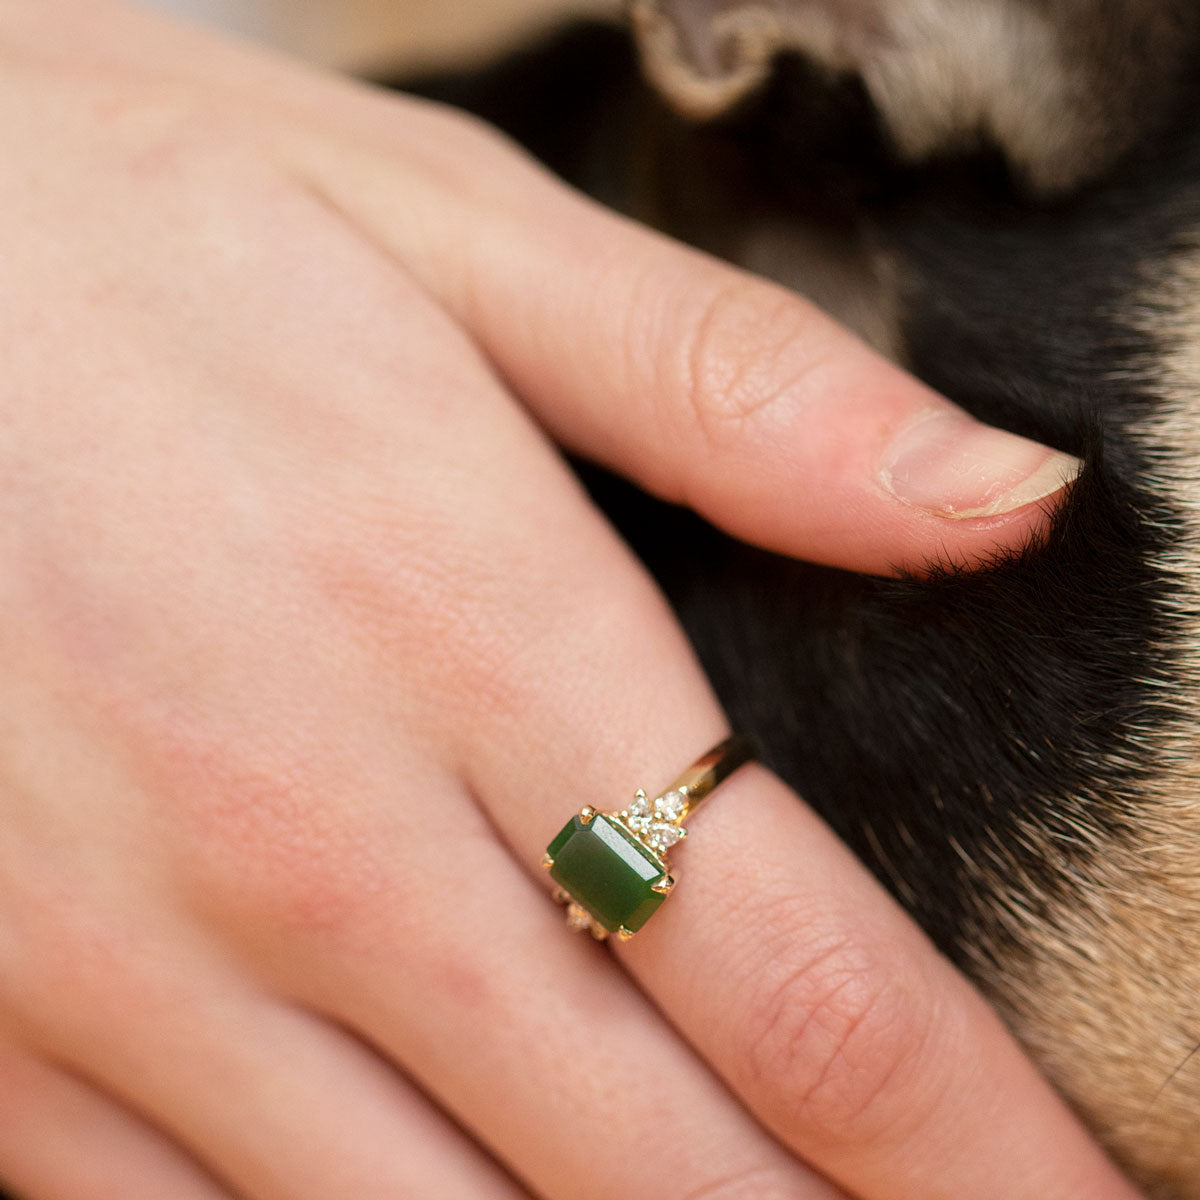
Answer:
[542,735,755,941]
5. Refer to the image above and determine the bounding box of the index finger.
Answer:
[300,101,1081,576]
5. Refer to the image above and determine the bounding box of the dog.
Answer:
[399,3,1200,1194]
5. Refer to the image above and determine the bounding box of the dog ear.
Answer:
[630,0,1200,195]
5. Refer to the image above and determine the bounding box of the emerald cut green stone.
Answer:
[547,814,668,933]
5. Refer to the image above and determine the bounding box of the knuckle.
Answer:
[299,505,528,737]
[676,278,825,450]
[741,926,933,1144]
[134,722,397,945]
[192,778,391,942]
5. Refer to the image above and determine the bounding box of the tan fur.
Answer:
[631,0,1085,191]
[629,5,1200,1191]
[962,809,1200,1196]
[633,6,1200,1189]
[943,249,1200,1197]
[695,206,1200,1195]
[630,0,1196,195]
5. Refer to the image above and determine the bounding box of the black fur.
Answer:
[397,28,1200,1190]
[397,17,1196,979]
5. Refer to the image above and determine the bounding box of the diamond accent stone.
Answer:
[655,790,687,821]
[626,793,654,833]
[645,821,684,853]
[565,902,594,932]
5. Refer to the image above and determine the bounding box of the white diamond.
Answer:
[566,903,593,932]
[645,822,684,852]
[655,790,687,820]
[627,794,653,832]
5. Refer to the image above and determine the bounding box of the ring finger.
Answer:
[436,454,1139,1200]
[232,768,842,1200]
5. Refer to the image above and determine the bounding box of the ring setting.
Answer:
[542,735,753,941]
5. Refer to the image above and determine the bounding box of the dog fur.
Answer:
[404,5,1200,1194]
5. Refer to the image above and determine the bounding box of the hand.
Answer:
[0,3,1125,1199]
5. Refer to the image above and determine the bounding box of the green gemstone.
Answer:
[547,814,668,933]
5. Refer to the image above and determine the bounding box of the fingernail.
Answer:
[878,408,1082,518]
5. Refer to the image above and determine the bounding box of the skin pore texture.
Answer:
[398,4,1200,1193]
[0,2,1141,1199]
[431,4,1200,1192]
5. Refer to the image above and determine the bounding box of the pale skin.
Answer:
[0,2,1139,1198]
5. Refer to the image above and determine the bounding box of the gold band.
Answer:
[664,733,756,821]
[543,733,756,940]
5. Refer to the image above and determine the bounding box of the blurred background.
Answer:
[143,0,618,73]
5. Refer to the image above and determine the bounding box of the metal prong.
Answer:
[579,806,597,825]
[541,852,554,870]
[651,875,675,895]
[590,923,610,941]
[617,927,636,941]
[633,788,647,801]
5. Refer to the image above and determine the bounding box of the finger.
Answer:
[17,0,1076,577]
[10,931,529,1200]
[495,710,1138,1199]
[0,1037,230,1200]
[417,453,1139,1198]
[290,102,1080,577]
[240,777,843,1200]
[624,768,1139,1200]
